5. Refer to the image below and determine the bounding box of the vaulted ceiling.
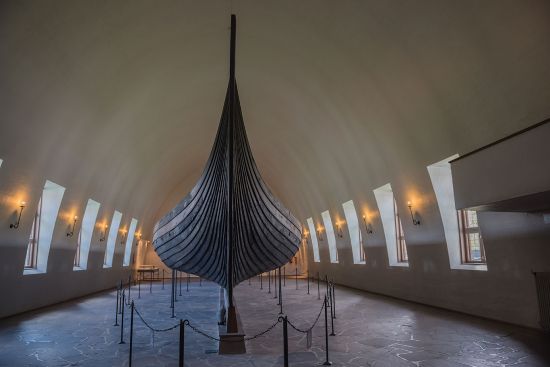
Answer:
[1,0,550,240]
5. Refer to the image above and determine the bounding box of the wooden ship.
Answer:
[152,14,302,340]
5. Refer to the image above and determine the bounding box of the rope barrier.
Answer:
[287,299,325,333]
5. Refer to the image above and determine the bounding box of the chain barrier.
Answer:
[133,306,180,332]
[186,319,281,342]
[286,299,325,334]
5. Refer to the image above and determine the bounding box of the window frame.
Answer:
[25,198,42,269]
[458,210,486,264]
[394,200,408,263]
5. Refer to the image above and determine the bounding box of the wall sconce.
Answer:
[335,222,344,238]
[362,214,374,234]
[302,230,309,242]
[316,226,324,241]
[10,201,26,229]
[67,216,78,237]
[407,201,421,226]
[120,230,127,244]
[99,224,108,242]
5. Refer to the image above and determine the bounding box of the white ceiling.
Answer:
[1,0,550,240]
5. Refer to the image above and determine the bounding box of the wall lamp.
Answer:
[120,230,127,244]
[10,201,26,229]
[316,226,324,241]
[302,230,309,242]
[99,224,108,242]
[67,216,78,237]
[335,222,344,238]
[407,201,421,226]
[362,215,374,234]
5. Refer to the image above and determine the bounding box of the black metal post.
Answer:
[317,272,321,299]
[114,286,119,326]
[278,267,283,313]
[179,271,182,296]
[323,296,331,365]
[295,268,298,290]
[162,269,165,290]
[119,291,125,344]
[179,319,184,367]
[128,275,131,301]
[138,275,141,299]
[149,272,153,293]
[260,273,263,289]
[187,273,190,292]
[268,271,271,294]
[332,280,336,319]
[175,271,178,303]
[129,301,134,367]
[283,316,289,367]
[325,275,329,298]
[119,280,123,314]
[283,266,286,286]
[171,271,175,318]
[274,269,278,299]
[200,277,202,287]
[307,271,310,295]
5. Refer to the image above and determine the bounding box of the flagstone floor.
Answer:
[0,276,549,366]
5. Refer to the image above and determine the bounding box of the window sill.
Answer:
[23,268,45,275]
[103,264,112,269]
[73,266,85,271]
[451,263,487,271]
[353,261,366,265]
[390,262,409,268]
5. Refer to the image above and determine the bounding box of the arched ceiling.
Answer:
[1,0,550,240]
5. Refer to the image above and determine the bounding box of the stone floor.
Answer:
[1,277,549,366]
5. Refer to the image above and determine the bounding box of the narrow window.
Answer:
[428,156,487,271]
[459,210,486,264]
[25,198,42,269]
[103,210,122,268]
[321,210,338,263]
[342,200,366,264]
[123,218,138,266]
[23,180,66,274]
[394,200,408,263]
[373,183,409,267]
[306,217,321,262]
[74,199,100,270]
[73,230,82,268]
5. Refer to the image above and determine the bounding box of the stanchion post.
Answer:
[268,271,271,294]
[119,280,123,314]
[119,291,125,344]
[175,271,178,303]
[129,301,134,367]
[138,275,141,299]
[128,275,131,301]
[149,271,153,294]
[200,277,202,287]
[330,282,335,336]
[325,275,329,299]
[179,319,184,367]
[323,296,332,365]
[283,316,289,367]
[332,279,336,319]
[283,266,286,286]
[307,270,310,295]
[162,269,165,290]
[187,273,190,292]
[317,272,321,299]
[274,269,278,299]
[114,285,119,326]
[260,273,263,290]
[295,268,298,290]
[179,271,182,296]
[278,267,283,313]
